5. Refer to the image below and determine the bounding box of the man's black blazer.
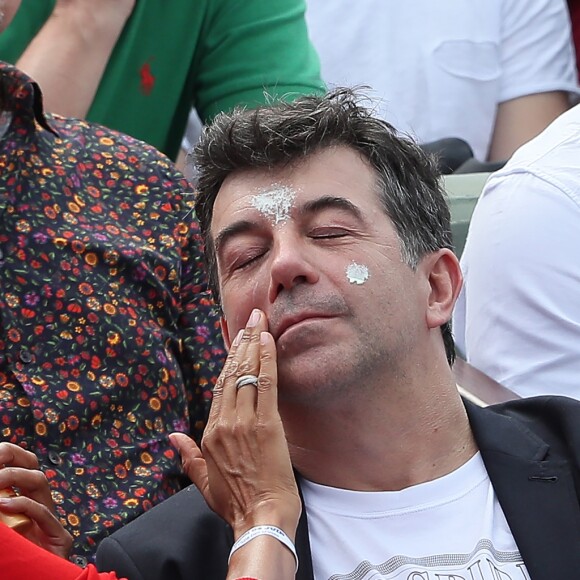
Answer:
[96,397,580,580]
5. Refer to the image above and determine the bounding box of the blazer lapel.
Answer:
[467,402,580,580]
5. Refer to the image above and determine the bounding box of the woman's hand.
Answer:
[0,443,72,559]
[170,309,301,537]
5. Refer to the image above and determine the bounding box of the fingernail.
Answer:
[247,309,261,327]
[232,329,244,347]
[0,498,11,504]
[260,332,270,345]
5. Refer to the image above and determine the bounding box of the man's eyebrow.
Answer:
[214,220,259,254]
[214,196,363,251]
[299,195,364,221]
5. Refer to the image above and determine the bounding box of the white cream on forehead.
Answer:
[346,262,370,285]
[250,184,296,224]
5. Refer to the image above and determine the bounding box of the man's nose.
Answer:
[268,236,319,303]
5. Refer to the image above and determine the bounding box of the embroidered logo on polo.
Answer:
[328,539,529,580]
[140,60,156,95]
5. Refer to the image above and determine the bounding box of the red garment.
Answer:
[569,0,580,76]
[0,523,122,580]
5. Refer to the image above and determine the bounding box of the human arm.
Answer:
[0,0,324,158]
[487,0,578,162]
[488,92,570,162]
[170,309,301,580]
[16,0,135,118]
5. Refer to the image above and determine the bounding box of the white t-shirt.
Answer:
[454,103,580,399]
[304,0,579,161]
[301,453,528,580]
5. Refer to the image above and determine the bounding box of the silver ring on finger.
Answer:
[235,374,259,390]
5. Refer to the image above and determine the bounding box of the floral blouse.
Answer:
[0,62,225,564]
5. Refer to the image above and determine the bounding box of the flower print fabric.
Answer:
[0,62,226,564]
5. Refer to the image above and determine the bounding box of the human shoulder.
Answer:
[484,104,580,204]
[194,0,324,122]
[46,114,190,191]
[478,396,580,459]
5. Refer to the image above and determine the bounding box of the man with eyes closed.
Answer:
[97,89,580,580]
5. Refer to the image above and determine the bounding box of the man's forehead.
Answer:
[248,183,297,225]
[211,175,299,228]
[217,163,298,203]
[212,146,378,218]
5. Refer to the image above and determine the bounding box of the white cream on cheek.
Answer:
[346,262,370,285]
[250,184,296,225]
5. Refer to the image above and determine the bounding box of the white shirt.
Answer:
[454,104,580,399]
[301,453,528,580]
[304,0,579,161]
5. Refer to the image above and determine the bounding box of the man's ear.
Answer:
[220,317,232,351]
[423,249,463,329]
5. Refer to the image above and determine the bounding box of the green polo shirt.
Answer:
[1,0,324,159]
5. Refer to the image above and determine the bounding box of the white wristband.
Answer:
[228,525,299,572]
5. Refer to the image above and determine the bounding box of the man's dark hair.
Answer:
[193,88,456,364]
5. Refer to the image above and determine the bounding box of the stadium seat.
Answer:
[443,172,491,257]
[453,357,520,406]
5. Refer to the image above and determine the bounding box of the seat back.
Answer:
[443,172,491,257]
[453,357,520,406]
[420,137,474,174]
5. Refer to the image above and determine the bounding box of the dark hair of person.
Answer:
[192,88,456,365]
